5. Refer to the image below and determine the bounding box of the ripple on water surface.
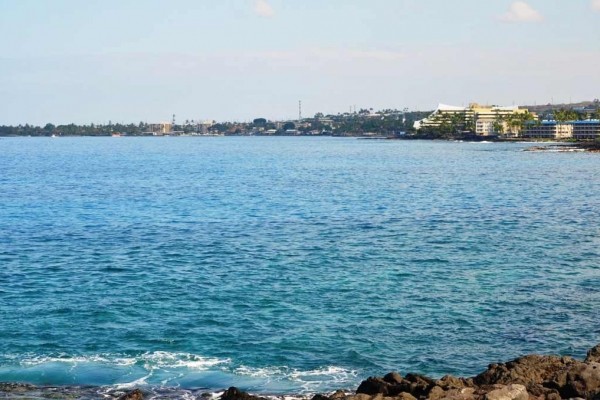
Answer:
[0,137,599,393]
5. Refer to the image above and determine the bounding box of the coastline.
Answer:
[1,133,599,151]
[2,344,598,400]
[392,136,600,152]
[522,142,600,153]
[2,133,600,154]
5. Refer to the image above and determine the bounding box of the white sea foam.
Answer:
[114,373,153,389]
[19,354,113,366]
[233,365,357,393]
[137,351,230,370]
[7,353,355,395]
[234,365,355,379]
[17,351,230,371]
[290,366,357,393]
[233,365,282,378]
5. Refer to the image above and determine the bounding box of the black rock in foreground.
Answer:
[220,386,269,400]
[343,343,600,400]
[1,344,599,399]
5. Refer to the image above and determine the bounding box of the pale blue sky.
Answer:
[1,0,599,125]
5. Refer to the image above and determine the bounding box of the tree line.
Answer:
[2,106,596,137]
[0,122,152,137]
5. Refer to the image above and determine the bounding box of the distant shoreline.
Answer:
[2,133,598,146]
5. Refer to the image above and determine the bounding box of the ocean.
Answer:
[0,136,598,396]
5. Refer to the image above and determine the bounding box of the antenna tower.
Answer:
[299,100,302,121]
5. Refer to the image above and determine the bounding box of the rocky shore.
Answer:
[524,142,600,152]
[1,344,599,400]
[574,142,600,152]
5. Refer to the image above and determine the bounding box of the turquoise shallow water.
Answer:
[0,137,599,395]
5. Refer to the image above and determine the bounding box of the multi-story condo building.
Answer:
[523,120,600,140]
[572,120,600,140]
[522,121,573,139]
[414,103,533,136]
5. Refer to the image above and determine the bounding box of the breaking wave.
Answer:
[0,352,357,394]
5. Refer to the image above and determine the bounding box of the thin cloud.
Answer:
[347,50,405,62]
[499,1,543,23]
[245,48,404,64]
[592,0,600,12]
[254,0,275,18]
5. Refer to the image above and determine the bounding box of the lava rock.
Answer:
[356,377,393,395]
[586,345,600,363]
[440,387,477,400]
[383,372,403,385]
[435,375,471,390]
[0,383,38,393]
[563,362,600,399]
[220,387,267,400]
[473,355,577,388]
[400,373,436,398]
[427,386,446,400]
[396,392,417,400]
[346,394,372,400]
[118,389,144,400]
[330,390,348,399]
[484,384,528,400]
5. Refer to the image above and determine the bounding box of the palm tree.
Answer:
[513,111,536,137]
[493,113,505,136]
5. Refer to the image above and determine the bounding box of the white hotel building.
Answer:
[414,103,532,136]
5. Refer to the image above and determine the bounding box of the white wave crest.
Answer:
[19,354,112,366]
[290,366,357,381]
[113,373,153,389]
[7,353,356,394]
[233,365,357,392]
[17,351,230,371]
[138,351,230,370]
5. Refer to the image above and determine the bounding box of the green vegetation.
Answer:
[492,113,505,135]
[506,111,537,134]
[554,108,582,122]
[0,122,151,137]
[412,112,471,139]
[282,122,296,131]
[332,110,429,136]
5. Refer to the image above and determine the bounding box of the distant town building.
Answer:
[296,121,311,129]
[149,122,172,135]
[196,120,215,135]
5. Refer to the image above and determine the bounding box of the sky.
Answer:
[0,0,599,125]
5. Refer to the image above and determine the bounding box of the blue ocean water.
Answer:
[0,137,599,395]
